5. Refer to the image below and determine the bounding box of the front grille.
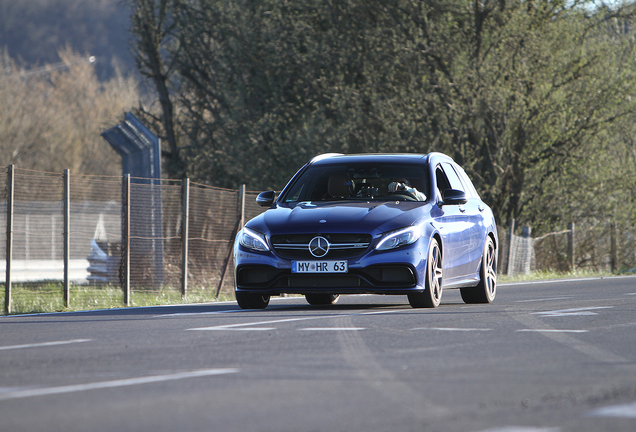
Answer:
[271,233,372,259]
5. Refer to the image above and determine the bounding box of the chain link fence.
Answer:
[1,167,264,313]
[498,219,636,276]
[3,167,635,313]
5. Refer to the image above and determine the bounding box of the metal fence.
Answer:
[498,219,636,276]
[3,166,635,313]
[1,167,264,313]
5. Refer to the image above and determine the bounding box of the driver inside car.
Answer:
[388,179,427,201]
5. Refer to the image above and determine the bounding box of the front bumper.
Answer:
[235,263,421,296]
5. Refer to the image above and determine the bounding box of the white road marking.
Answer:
[0,368,238,401]
[198,327,277,331]
[516,329,588,333]
[514,297,572,303]
[153,309,243,318]
[186,309,397,331]
[411,327,492,332]
[188,316,329,331]
[533,306,613,317]
[588,401,636,418]
[471,427,561,432]
[0,339,92,351]
[300,327,365,331]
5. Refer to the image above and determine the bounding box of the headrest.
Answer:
[328,172,353,197]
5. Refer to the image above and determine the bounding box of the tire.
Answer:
[461,236,497,304]
[235,291,270,309]
[408,238,443,308]
[305,294,340,306]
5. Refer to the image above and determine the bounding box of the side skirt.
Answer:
[442,274,480,289]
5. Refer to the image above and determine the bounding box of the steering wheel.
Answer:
[388,190,419,201]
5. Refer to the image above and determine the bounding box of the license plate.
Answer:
[292,260,348,273]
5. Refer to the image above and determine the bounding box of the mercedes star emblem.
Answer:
[309,236,330,258]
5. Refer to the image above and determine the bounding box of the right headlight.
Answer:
[375,226,421,251]
[238,227,270,252]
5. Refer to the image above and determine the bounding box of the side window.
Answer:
[441,163,465,192]
[454,166,480,199]
[435,166,451,200]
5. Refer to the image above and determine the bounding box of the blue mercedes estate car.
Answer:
[234,153,498,309]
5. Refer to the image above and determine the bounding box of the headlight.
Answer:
[375,226,421,251]
[239,227,270,252]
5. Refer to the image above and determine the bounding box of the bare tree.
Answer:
[128,0,185,178]
[0,48,139,175]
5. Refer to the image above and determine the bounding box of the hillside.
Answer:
[0,0,134,79]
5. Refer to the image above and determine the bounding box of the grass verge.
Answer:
[498,268,615,284]
[1,283,234,316]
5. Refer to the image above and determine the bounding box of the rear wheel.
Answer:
[461,236,497,304]
[305,294,340,305]
[408,238,443,308]
[235,291,270,309]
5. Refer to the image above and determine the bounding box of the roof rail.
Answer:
[426,152,454,163]
[309,153,345,163]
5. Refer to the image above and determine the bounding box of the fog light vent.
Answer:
[364,266,415,284]
[239,267,278,284]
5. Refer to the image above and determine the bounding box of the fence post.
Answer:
[5,165,14,314]
[239,184,246,229]
[521,225,532,275]
[507,219,516,276]
[215,185,245,299]
[181,178,190,298]
[568,222,575,272]
[123,174,131,306]
[63,169,70,307]
[610,222,617,272]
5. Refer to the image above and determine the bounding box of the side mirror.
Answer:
[256,191,276,207]
[441,189,467,206]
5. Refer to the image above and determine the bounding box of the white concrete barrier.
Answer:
[0,260,89,283]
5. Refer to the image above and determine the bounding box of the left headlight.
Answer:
[238,227,270,252]
[375,226,421,251]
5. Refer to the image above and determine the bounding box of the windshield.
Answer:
[282,162,429,203]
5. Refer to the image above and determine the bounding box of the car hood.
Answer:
[246,201,432,236]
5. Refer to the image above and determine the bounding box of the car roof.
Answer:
[308,152,454,166]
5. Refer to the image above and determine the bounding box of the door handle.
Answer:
[459,206,466,213]
[478,205,484,212]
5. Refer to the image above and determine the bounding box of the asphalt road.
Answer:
[1,276,635,432]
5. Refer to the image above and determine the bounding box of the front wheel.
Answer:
[235,291,270,309]
[461,236,497,304]
[408,238,443,308]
